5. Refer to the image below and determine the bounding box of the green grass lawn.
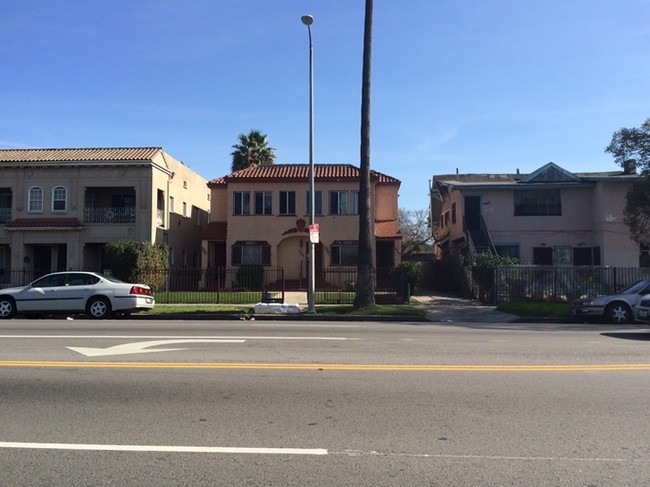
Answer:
[139,302,426,317]
[497,301,571,317]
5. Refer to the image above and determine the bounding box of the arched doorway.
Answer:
[277,236,322,290]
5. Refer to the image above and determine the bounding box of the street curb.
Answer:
[133,313,428,322]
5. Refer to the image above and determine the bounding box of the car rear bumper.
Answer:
[113,295,155,311]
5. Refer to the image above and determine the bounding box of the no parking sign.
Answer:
[309,224,319,243]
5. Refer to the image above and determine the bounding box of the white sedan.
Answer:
[635,295,650,325]
[0,271,155,319]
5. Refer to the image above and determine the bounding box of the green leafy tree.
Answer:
[230,130,276,172]
[605,118,650,245]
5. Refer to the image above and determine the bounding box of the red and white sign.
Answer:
[309,224,320,243]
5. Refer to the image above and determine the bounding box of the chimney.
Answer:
[623,159,637,174]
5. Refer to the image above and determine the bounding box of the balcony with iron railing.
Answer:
[84,207,136,224]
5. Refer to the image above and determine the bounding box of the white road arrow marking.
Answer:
[66,339,245,357]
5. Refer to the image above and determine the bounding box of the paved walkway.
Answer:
[412,294,518,323]
[283,291,518,323]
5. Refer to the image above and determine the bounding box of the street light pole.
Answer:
[301,14,316,314]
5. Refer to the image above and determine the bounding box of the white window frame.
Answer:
[330,191,348,215]
[350,191,359,215]
[28,186,43,213]
[279,191,296,215]
[255,191,273,215]
[233,192,250,215]
[52,186,67,212]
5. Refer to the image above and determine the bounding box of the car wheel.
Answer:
[0,297,17,319]
[86,297,112,319]
[605,302,632,324]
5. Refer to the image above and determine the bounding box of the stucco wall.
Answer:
[0,150,210,272]
[435,181,640,266]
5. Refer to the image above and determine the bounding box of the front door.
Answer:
[33,245,52,278]
[464,196,481,231]
[277,237,306,287]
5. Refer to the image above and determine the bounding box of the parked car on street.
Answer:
[571,279,650,324]
[634,295,650,325]
[0,271,155,319]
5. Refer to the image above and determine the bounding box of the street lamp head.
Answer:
[301,14,314,26]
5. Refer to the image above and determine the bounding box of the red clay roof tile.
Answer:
[0,147,162,163]
[6,218,84,228]
[375,220,401,239]
[209,164,400,185]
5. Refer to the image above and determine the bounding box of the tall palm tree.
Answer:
[354,0,375,308]
[230,130,276,172]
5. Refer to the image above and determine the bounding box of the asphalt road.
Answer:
[1,318,649,486]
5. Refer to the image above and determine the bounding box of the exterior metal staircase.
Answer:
[464,215,497,261]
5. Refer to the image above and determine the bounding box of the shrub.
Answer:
[393,261,421,293]
[104,241,169,289]
[471,253,519,303]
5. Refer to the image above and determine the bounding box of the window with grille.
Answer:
[232,241,271,265]
[331,240,359,265]
[514,190,561,216]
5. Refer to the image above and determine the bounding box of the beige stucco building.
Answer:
[0,147,209,282]
[203,164,402,289]
[430,162,647,267]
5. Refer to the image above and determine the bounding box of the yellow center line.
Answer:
[1,361,650,372]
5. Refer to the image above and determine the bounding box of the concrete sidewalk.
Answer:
[140,293,519,323]
[412,294,519,323]
[285,291,519,323]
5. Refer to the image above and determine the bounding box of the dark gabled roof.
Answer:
[0,147,162,163]
[208,164,400,186]
[433,161,638,189]
[519,162,581,183]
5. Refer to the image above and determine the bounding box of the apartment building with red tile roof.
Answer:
[203,164,402,288]
[0,147,210,279]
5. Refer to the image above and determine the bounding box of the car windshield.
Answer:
[618,280,649,295]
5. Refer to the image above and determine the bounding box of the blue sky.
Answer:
[2,1,650,211]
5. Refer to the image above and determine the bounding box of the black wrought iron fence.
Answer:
[317,266,409,304]
[492,266,650,304]
[144,266,285,304]
[0,265,410,305]
[0,268,57,287]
